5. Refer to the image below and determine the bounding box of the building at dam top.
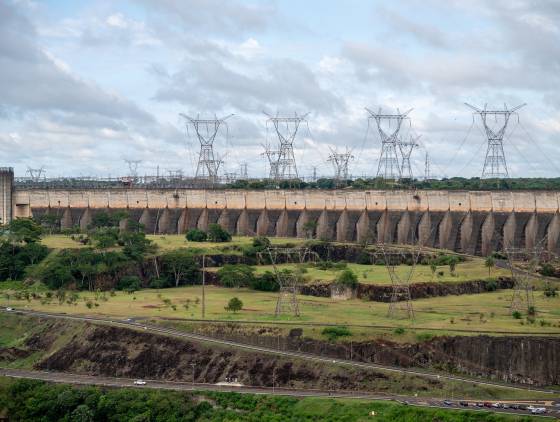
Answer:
[2,168,560,256]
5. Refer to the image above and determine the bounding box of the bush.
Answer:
[322,326,351,341]
[250,271,280,292]
[186,229,207,242]
[512,310,522,319]
[252,236,271,250]
[394,327,405,335]
[335,269,358,289]
[116,275,141,292]
[225,297,243,313]
[356,250,371,265]
[485,279,498,291]
[207,224,231,242]
[540,262,555,277]
[217,264,255,288]
[544,282,558,297]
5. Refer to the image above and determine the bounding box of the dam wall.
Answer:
[9,187,560,255]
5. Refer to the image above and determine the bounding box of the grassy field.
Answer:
[246,260,510,285]
[40,234,306,253]
[2,284,559,336]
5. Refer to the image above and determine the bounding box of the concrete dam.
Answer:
[2,175,560,256]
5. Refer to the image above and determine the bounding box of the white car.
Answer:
[133,380,147,385]
[531,407,546,414]
[6,307,13,311]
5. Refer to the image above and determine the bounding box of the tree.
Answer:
[161,249,199,287]
[336,269,358,289]
[302,221,317,239]
[186,229,207,242]
[117,275,141,292]
[429,261,437,281]
[217,264,255,288]
[207,224,231,242]
[485,256,495,276]
[120,231,154,261]
[225,297,243,313]
[448,256,459,276]
[5,218,43,243]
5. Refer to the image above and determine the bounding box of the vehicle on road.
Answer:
[459,401,468,407]
[483,402,492,408]
[518,404,527,410]
[443,400,453,406]
[475,403,484,408]
[133,380,147,385]
[6,307,13,311]
[491,403,501,408]
[531,407,546,414]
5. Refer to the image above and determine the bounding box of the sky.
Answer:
[1,0,559,179]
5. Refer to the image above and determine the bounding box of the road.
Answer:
[1,368,558,419]
[4,307,558,396]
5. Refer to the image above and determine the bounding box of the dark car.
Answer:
[459,401,469,407]
[510,404,519,410]
[518,405,527,410]
[476,403,484,408]
[484,402,492,408]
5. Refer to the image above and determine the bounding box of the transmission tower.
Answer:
[424,152,431,180]
[26,166,45,182]
[124,160,141,179]
[261,145,280,180]
[180,113,233,181]
[327,147,354,181]
[373,244,422,319]
[264,112,308,180]
[239,163,248,179]
[398,135,420,180]
[465,103,525,179]
[504,246,542,314]
[257,248,319,317]
[366,107,412,180]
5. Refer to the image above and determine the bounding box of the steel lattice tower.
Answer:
[26,166,45,182]
[327,147,354,181]
[180,113,233,182]
[265,112,308,180]
[504,246,541,314]
[261,145,280,180]
[465,103,525,179]
[366,108,412,180]
[372,243,423,320]
[124,160,141,179]
[398,135,420,180]
[258,248,319,317]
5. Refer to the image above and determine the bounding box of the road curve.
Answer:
[2,307,559,396]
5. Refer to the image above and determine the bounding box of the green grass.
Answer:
[2,285,559,336]
[40,234,306,253]
[248,260,509,285]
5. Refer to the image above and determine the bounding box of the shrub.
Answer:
[206,224,231,242]
[544,282,558,297]
[116,275,141,292]
[321,326,351,341]
[512,310,522,319]
[225,297,243,313]
[218,264,255,288]
[252,236,271,250]
[485,280,498,291]
[394,327,405,335]
[540,262,555,277]
[186,229,207,242]
[250,271,279,292]
[356,250,371,265]
[335,269,358,289]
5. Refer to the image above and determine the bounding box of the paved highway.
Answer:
[4,307,558,396]
[1,368,558,419]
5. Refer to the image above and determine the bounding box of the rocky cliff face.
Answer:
[191,324,560,387]
[299,277,514,301]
